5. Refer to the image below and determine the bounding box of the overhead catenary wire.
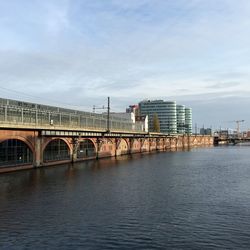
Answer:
[0,85,92,112]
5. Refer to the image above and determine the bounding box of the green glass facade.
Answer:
[139,100,192,135]
[177,105,186,134]
[139,100,177,134]
[185,108,192,134]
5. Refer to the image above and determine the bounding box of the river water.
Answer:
[1,146,250,249]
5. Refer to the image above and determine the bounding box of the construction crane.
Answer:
[228,120,245,135]
[235,120,245,135]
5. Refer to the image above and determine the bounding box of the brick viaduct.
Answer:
[0,128,214,173]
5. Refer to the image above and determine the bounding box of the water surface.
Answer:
[1,146,250,249]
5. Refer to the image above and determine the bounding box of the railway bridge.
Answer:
[214,136,250,145]
[0,98,213,173]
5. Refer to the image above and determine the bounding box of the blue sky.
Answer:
[0,0,250,131]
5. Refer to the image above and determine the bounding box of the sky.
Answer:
[0,0,250,131]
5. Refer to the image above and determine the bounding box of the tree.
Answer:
[153,113,160,132]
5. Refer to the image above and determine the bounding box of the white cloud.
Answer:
[0,0,250,128]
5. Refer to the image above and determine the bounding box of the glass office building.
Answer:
[177,105,186,134]
[185,107,192,134]
[139,100,177,134]
[139,100,192,135]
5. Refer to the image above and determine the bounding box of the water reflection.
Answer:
[1,147,250,249]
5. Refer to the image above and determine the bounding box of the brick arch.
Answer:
[189,137,196,144]
[78,138,97,152]
[107,138,114,144]
[132,138,140,146]
[120,138,129,150]
[0,135,35,155]
[42,138,72,162]
[105,138,114,145]
[42,137,72,153]
[131,138,141,151]
[142,138,150,149]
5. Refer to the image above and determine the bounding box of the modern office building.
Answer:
[139,100,177,134]
[177,105,186,134]
[200,128,212,135]
[185,107,192,134]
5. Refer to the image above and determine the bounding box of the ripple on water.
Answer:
[1,147,250,249]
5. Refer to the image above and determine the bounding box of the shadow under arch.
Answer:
[43,139,70,162]
[118,138,129,155]
[0,139,33,167]
[77,139,96,158]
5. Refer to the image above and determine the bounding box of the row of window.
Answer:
[0,139,97,167]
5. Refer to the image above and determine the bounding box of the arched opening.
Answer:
[0,139,33,167]
[77,139,96,158]
[118,139,128,155]
[141,140,148,152]
[43,139,70,162]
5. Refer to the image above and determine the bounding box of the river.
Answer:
[1,146,250,249]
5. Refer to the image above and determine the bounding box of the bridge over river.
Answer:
[0,98,213,173]
[214,136,250,145]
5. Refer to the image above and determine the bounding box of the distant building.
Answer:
[177,105,186,134]
[246,131,250,138]
[220,130,229,138]
[139,100,177,134]
[135,115,149,132]
[126,104,148,132]
[242,131,247,138]
[200,128,212,135]
[126,105,140,117]
[185,108,192,135]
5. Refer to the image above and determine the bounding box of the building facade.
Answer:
[126,105,140,117]
[200,128,212,135]
[177,105,186,134]
[185,107,192,135]
[138,100,192,135]
[139,100,177,134]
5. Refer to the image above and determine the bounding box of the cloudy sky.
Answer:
[0,0,250,131]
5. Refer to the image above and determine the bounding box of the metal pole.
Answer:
[4,106,7,122]
[21,108,24,124]
[107,97,110,133]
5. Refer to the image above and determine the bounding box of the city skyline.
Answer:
[0,0,250,130]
